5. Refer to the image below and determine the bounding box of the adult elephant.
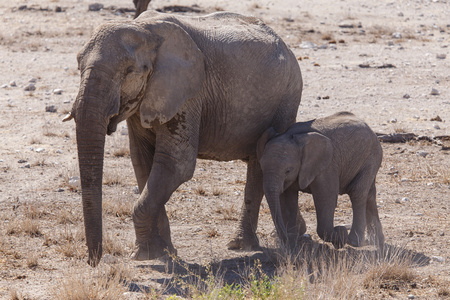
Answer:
[133,0,151,18]
[64,11,303,266]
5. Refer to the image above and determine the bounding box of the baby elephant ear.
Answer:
[294,132,333,190]
[257,127,278,161]
[140,21,206,128]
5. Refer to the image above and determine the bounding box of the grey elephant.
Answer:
[257,112,384,250]
[133,0,151,18]
[64,11,303,266]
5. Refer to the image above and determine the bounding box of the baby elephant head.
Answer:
[257,127,333,193]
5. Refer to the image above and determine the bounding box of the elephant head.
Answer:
[257,128,333,245]
[65,20,205,266]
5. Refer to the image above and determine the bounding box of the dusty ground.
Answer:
[0,0,449,299]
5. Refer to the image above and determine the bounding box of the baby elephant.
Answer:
[257,111,384,250]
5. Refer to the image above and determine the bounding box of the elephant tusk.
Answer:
[62,112,74,122]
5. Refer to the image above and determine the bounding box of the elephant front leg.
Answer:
[280,186,306,249]
[227,157,263,250]
[310,177,348,249]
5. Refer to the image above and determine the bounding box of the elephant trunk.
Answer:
[73,72,113,266]
[263,176,288,245]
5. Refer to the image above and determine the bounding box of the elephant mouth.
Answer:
[107,115,120,135]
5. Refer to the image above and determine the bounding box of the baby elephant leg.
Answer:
[348,191,368,248]
[365,182,385,249]
[311,181,348,249]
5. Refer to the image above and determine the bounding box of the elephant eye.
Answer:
[125,66,134,75]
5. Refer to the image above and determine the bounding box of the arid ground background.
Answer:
[0,0,449,299]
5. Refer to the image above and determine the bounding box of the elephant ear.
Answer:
[256,127,278,162]
[139,21,206,128]
[294,132,333,190]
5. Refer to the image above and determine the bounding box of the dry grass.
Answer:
[6,217,42,237]
[103,194,133,220]
[112,147,129,157]
[196,186,207,196]
[103,233,128,257]
[103,170,124,186]
[216,205,238,221]
[26,253,39,269]
[51,264,131,300]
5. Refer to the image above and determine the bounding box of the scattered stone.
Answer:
[430,115,442,122]
[387,41,395,46]
[24,83,36,91]
[35,148,45,153]
[9,81,16,87]
[24,163,31,168]
[57,188,65,192]
[121,126,128,136]
[440,232,445,236]
[338,22,355,28]
[45,105,57,113]
[413,115,420,120]
[403,94,411,99]
[436,54,446,59]
[401,178,409,182]
[55,6,62,12]
[416,151,428,157]
[133,186,139,194]
[392,32,402,39]
[433,124,441,130]
[377,132,417,143]
[431,256,445,263]
[402,197,409,202]
[389,118,397,123]
[56,149,63,154]
[407,295,415,299]
[1,84,7,89]
[88,3,104,11]
[416,213,423,216]
[18,159,27,163]
[430,88,439,95]
[395,198,402,204]
[68,176,80,189]
[398,12,404,17]
[299,41,318,49]
[29,78,37,83]
[53,89,63,95]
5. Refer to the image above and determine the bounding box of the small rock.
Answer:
[133,186,139,194]
[57,188,65,192]
[401,178,409,182]
[10,81,16,87]
[389,118,397,123]
[430,88,439,95]
[338,22,354,28]
[433,124,441,130]
[24,163,31,168]
[88,3,104,11]
[416,151,428,157]
[55,6,62,12]
[395,198,401,204]
[431,256,445,263]
[56,149,63,154]
[69,176,81,189]
[18,159,27,163]
[416,213,423,216]
[45,105,57,113]
[24,83,36,91]
[392,32,402,39]
[28,78,37,83]
[387,41,395,46]
[436,54,446,59]
[402,197,409,202]
[193,227,202,233]
[407,295,415,299]
[299,41,318,49]
[403,94,411,99]
[440,232,445,236]
[398,12,404,17]
[53,89,63,95]
[35,148,45,153]
[413,115,420,119]
[121,126,128,136]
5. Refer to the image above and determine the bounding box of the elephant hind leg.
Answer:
[366,181,384,248]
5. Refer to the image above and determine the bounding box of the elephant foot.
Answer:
[331,226,349,249]
[227,235,261,251]
[132,236,177,261]
[348,231,365,248]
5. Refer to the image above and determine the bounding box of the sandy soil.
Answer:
[0,0,449,299]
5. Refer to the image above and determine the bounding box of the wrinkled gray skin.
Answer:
[69,11,303,266]
[133,0,151,18]
[257,112,384,250]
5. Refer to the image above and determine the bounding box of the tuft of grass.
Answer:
[103,233,127,257]
[103,195,133,221]
[26,253,39,269]
[103,171,123,186]
[216,205,238,221]
[196,186,207,196]
[212,187,223,196]
[112,147,129,157]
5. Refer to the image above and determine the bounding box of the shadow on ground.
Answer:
[126,240,430,296]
